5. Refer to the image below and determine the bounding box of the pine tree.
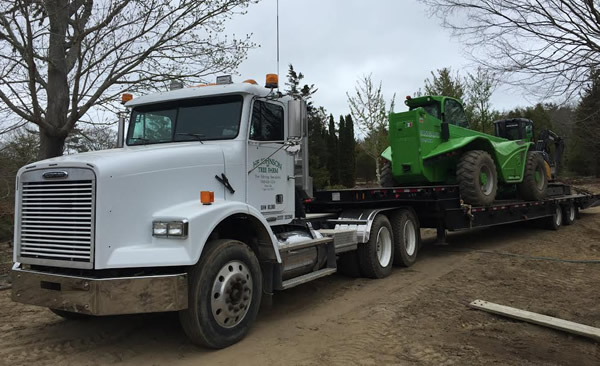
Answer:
[571,70,600,176]
[327,114,340,186]
[339,114,356,187]
[424,67,465,100]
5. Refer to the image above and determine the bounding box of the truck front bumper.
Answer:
[11,264,188,315]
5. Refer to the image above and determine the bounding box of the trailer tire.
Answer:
[457,150,498,206]
[518,151,548,201]
[49,309,93,320]
[545,205,562,231]
[179,239,262,349]
[379,161,395,187]
[337,251,362,278]
[358,215,394,279]
[390,209,420,267]
[562,202,576,225]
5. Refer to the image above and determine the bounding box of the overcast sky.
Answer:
[226,0,537,119]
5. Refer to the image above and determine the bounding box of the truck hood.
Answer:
[27,142,226,178]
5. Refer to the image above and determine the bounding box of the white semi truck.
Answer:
[11,75,599,348]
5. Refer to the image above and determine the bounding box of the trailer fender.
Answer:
[152,200,281,265]
[333,208,397,243]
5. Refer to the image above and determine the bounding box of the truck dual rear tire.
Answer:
[358,215,394,278]
[518,151,548,201]
[390,209,420,267]
[457,150,498,206]
[179,239,262,349]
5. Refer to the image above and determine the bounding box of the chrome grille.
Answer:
[18,168,95,269]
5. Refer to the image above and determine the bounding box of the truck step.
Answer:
[281,268,337,289]
[278,237,332,252]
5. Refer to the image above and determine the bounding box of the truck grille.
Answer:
[17,168,96,269]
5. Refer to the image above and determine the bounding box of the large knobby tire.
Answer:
[358,215,394,279]
[457,150,498,206]
[379,161,395,187]
[179,239,262,349]
[390,209,421,267]
[49,308,93,320]
[518,151,548,201]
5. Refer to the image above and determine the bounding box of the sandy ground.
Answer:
[0,204,598,365]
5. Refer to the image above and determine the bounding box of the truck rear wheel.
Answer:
[457,150,498,206]
[545,205,562,230]
[390,209,420,267]
[179,239,262,349]
[518,151,547,201]
[358,215,394,278]
[562,202,576,225]
[379,161,395,187]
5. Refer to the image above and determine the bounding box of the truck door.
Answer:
[247,99,295,225]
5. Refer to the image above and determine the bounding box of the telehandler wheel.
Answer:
[518,151,548,201]
[457,150,498,206]
[49,308,93,320]
[390,209,420,267]
[379,160,395,187]
[179,239,262,349]
[562,202,576,226]
[358,215,394,279]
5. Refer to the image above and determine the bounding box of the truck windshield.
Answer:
[126,95,243,145]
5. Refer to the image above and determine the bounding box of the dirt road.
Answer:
[1,207,600,365]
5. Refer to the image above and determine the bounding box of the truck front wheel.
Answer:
[179,239,262,349]
[457,150,498,206]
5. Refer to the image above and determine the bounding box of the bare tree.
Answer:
[465,67,498,134]
[421,0,600,99]
[347,74,395,183]
[0,0,257,159]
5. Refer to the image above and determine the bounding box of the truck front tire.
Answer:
[457,150,498,206]
[518,151,548,201]
[358,215,394,278]
[179,239,262,349]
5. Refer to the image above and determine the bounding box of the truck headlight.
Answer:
[153,220,188,239]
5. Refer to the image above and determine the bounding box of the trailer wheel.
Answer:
[379,161,395,187]
[518,151,548,201]
[546,205,562,231]
[390,209,420,267]
[49,309,93,320]
[179,239,262,349]
[562,202,576,225]
[457,150,498,206]
[358,215,394,278]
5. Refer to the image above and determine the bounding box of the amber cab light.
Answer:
[201,191,215,205]
[265,74,278,88]
[121,93,133,104]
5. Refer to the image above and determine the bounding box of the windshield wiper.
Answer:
[176,133,205,144]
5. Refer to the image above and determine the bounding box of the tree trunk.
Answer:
[39,128,67,160]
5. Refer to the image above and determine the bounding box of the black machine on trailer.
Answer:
[306,182,599,252]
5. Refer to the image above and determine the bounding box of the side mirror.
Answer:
[287,99,307,139]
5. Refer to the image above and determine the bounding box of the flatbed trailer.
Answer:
[306,183,600,245]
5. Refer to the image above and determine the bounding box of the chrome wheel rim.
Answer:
[375,226,392,267]
[569,205,576,221]
[211,260,253,328]
[403,220,417,256]
[555,207,562,226]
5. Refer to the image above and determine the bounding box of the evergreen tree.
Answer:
[570,70,600,176]
[327,114,340,186]
[424,67,465,100]
[339,114,357,187]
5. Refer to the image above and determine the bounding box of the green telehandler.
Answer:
[380,95,548,206]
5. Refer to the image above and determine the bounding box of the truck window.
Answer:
[409,103,441,120]
[444,99,469,128]
[127,95,243,145]
[250,100,284,141]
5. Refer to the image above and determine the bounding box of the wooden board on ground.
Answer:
[469,299,600,342]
